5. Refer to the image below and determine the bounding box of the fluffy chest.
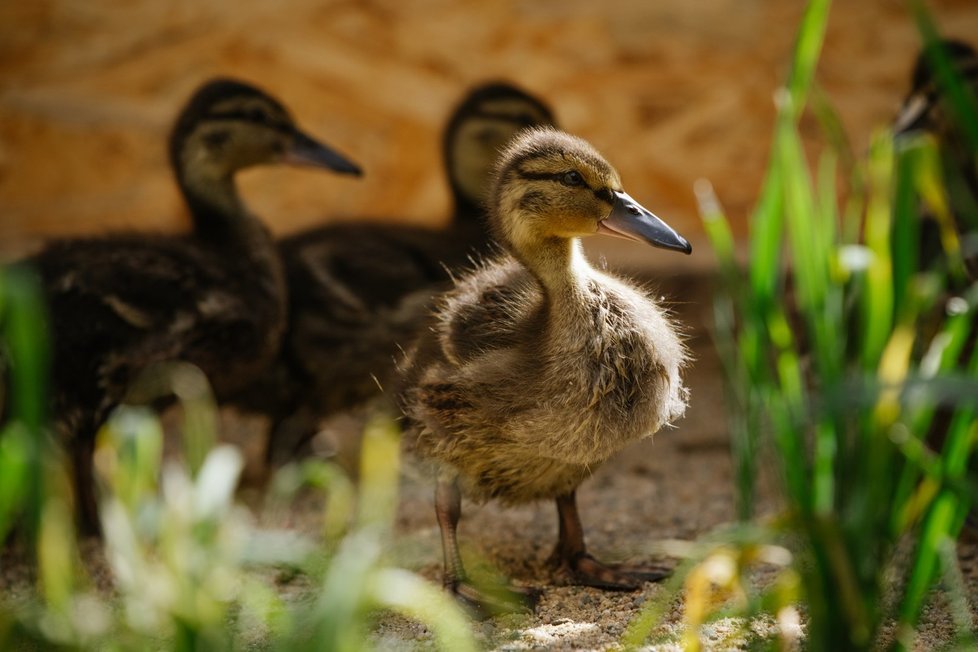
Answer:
[543,278,663,408]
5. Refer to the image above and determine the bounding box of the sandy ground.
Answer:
[2,271,976,650]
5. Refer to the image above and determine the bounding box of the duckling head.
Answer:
[490,127,691,256]
[894,39,977,135]
[444,82,556,213]
[169,78,362,185]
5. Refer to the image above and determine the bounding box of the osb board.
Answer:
[2,0,977,270]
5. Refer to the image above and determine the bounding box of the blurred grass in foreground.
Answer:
[0,266,50,546]
[0,334,475,651]
[627,0,978,650]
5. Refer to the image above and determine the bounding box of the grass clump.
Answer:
[0,278,476,652]
[627,1,978,649]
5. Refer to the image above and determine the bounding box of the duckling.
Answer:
[30,78,362,534]
[398,127,691,611]
[894,38,978,279]
[244,82,555,466]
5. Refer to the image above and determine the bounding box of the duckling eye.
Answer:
[202,130,230,150]
[475,127,498,145]
[562,171,584,187]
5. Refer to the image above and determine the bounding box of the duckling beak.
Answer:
[599,191,692,255]
[893,92,932,135]
[284,130,363,176]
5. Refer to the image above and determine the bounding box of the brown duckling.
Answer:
[29,78,362,534]
[398,127,691,611]
[242,82,555,466]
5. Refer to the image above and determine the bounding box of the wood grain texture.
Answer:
[2,0,977,269]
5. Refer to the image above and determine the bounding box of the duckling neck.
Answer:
[177,169,286,305]
[178,170,254,243]
[518,236,592,305]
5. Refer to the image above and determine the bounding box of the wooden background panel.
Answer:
[2,0,977,271]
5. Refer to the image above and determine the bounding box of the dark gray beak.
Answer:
[598,191,691,255]
[284,130,363,176]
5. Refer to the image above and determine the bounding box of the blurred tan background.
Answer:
[2,0,977,269]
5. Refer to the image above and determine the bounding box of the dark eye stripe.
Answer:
[516,168,595,189]
[514,168,616,205]
[205,109,291,131]
[594,188,615,205]
[468,108,545,127]
[516,170,567,182]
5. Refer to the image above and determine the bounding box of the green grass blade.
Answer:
[785,0,833,114]
[896,317,978,644]
[748,0,831,308]
[697,179,739,279]
[748,163,785,312]
[0,267,50,432]
[0,267,50,539]
[696,179,762,520]
[891,140,924,318]
[860,132,896,371]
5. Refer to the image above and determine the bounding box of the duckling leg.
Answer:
[435,476,466,589]
[435,476,537,616]
[550,490,669,590]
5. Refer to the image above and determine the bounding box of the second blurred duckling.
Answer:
[31,78,361,533]
[247,82,556,465]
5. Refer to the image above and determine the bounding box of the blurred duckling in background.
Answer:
[894,38,978,279]
[30,78,362,534]
[248,82,555,466]
[399,128,691,612]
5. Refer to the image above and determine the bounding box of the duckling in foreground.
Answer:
[31,78,361,533]
[894,38,978,279]
[246,82,555,466]
[399,128,691,610]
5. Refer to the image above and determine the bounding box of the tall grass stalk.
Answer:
[0,267,50,542]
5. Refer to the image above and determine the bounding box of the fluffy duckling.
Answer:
[30,78,361,533]
[894,38,978,278]
[399,127,691,610]
[248,82,555,465]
